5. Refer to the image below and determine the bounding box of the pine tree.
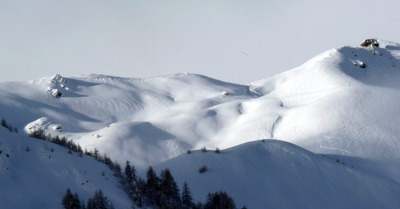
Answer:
[62,189,81,209]
[1,118,7,129]
[124,161,133,189]
[92,148,100,160]
[93,190,107,209]
[124,160,137,199]
[131,164,137,184]
[124,161,137,184]
[86,190,113,209]
[159,169,181,208]
[62,188,73,208]
[113,162,122,178]
[73,193,82,209]
[145,166,160,205]
[181,182,194,209]
[103,154,112,166]
[204,191,236,209]
[134,177,146,207]
[87,198,95,209]
[130,164,138,201]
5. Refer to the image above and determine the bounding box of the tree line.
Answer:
[63,162,239,209]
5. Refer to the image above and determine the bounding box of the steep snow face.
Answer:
[155,140,400,209]
[2,40,400,168]
[0,127,131,209]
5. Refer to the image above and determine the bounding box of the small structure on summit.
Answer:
[360,39,379,47]
[361,39,379,54]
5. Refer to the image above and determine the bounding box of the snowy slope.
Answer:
[1,40,400,169]
[0,73,256,168]
[155,140,400,209]
[249,40,400,164]
[0,127,132,209]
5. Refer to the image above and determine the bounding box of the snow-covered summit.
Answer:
[250,39,400,95]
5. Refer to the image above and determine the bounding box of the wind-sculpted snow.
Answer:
[155,140,400,209]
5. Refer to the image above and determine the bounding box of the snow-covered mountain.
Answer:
[2,39,400,208]
[2,40,400,168]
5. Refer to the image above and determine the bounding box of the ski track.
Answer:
[271,115,282,139]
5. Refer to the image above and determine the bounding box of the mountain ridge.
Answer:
[1,40,400,168]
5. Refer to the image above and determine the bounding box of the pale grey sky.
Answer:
[1,0,399,84]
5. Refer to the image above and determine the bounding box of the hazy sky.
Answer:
[1,0,399,84]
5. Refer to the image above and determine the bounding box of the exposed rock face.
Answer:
[51,89,62,98]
